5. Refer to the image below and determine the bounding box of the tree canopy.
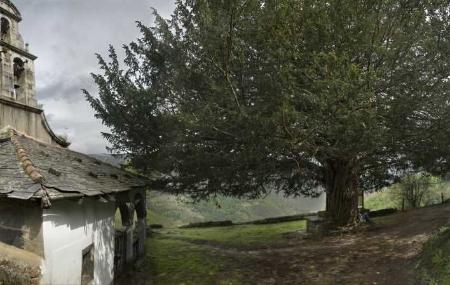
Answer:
[85,0,450,226]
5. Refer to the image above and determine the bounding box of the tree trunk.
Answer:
[325,159,359,227]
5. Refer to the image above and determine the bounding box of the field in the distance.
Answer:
[146,191,325,228]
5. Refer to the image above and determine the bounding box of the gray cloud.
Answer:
[37,73,92,102]
[12,0,175,153]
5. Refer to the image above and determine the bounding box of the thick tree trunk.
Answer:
[325,159,359,227]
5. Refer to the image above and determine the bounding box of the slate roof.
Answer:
[0,128,147,207]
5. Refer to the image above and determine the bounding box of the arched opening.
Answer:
[134,193,146,220]
[1,18,10,42]
[13,57,25,100]
[114,208,126,231]
[131,208,138,254]
[132,193,146,259]
[114,203,130,275]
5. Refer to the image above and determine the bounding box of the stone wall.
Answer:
[0,99,67,147]
[0,199,43,285]
[0,244,41,285]
[0,199,44,258]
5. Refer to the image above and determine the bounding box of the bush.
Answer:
[395,173,434,209]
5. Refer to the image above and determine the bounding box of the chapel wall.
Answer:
[41,198,116,285]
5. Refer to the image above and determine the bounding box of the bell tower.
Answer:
[0,0,37,107]
[0,0,69,147]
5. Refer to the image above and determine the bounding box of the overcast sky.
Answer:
[12,0,175,153]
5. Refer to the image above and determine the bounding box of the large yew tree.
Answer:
[85,0,450,226]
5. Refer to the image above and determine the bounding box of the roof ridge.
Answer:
[9,128,52,208]
[10,129,45,183]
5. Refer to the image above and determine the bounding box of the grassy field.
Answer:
[160,220,306,249]
[131,220,306,284]
[365,180,450,211]
[145,238,245,285]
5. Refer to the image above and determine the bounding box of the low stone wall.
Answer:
[0,242,42,285]
[0,258,40,285]
[179,220,233,228]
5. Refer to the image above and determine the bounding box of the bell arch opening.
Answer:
[13,57,25,100]
[1,17,10,42]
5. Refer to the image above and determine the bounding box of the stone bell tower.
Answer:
[0,0,69,147]
[0,0,36,107]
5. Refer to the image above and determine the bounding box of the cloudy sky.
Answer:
[12,0,175,153]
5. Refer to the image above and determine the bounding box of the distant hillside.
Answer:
[89,153,126,167]
[90,154,326,227]
[146,191,325,227]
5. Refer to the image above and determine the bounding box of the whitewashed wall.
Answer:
[41,198,115,285]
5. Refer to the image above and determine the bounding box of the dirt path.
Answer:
[119,204,449,285]
[237,204,450,285]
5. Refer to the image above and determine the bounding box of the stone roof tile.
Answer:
[0,129,147,206]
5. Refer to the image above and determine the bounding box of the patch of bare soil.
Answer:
[239,204,450,285]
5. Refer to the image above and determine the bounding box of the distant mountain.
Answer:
[89,153,126,167]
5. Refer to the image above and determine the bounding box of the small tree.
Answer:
[397,173,434,209]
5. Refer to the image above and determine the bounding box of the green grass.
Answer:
[144,238,246,285]
[418,222,450,284]
[365,180,450,211]
[365,190,400,211]
[162,220,306,248]
[140,220,306,284]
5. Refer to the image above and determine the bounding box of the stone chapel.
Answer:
[0,1,148,284]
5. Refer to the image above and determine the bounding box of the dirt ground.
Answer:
[232,204,450,285]
[120,203,450,285]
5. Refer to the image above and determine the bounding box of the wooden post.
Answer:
[361,190,365,209]
[442,193,445,204]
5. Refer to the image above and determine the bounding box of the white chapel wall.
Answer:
[41,198,115,285]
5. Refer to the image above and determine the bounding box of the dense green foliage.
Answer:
[85,0,450,225]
